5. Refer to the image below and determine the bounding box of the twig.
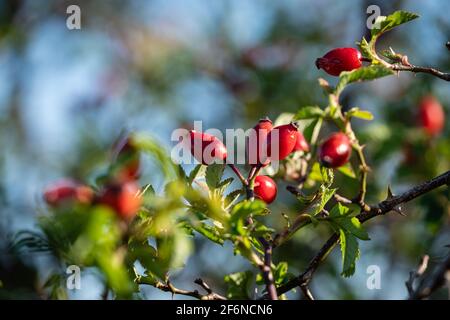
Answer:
[391,64,450,81]
[138,276,226,300]
[405,255,430,297]
[270,170,450,298]
[300,284,315,300]
[228,164,247,185]
[259,238,278,300]
[334,193,353,205]
[410,253,450,300]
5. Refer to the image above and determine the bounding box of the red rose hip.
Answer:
[292,131,309,153]
[418,96,445,136]
[248,117,273,166]
[266,123,298,161]
[319,132,352,168]
[98,181,142,220]
[187,130,227,165]
[253,175,277,204]
[44,179,93,207]
[316,48,363,76]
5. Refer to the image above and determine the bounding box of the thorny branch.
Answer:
[391,64,450,81]
[269,170,450,298]
[137,276,226,300]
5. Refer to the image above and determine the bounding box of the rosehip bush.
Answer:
[10,10,449,301]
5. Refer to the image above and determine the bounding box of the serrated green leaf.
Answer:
[329,204,370,240]
[336,65,394,95]
[188,164,206,185]
[357,37,373,60]
[371,11,419,38]
[329,203,351,218]
[294,106,325,120]
[224,189,243,209]
[337,162,357,179]
[251,222,275,238]
[338,217,370,241]
[339,228,360,277]
[217,177,234,195]
[273,262,288,285]
[346,108,374,121]
[318,187,336,214]
[205,164,225,191]
[230,200,267,236]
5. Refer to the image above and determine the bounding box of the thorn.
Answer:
[386,185,395,200]
[393,205,406,216]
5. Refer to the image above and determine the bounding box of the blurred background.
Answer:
[0,0,449,299]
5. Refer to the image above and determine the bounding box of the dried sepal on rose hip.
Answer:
[266,122,299,161]
[253,175,277,204]
[319,132,352,168]
[186,130,227,165]
[248,117,273,167]
[316,48,363,76]
[43,179,94,207]
[418,95,445,136]
[97,181,142,220]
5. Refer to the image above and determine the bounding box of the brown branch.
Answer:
[405,255,430,297]
[138,276,226,300]
[410,253,450,300]
[391,64,450,81]
[259,238,278,300]
[271,170,450,298]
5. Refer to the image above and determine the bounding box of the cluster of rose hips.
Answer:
[43,136,142,220]
[316,47,446,136]
[43,47,445,213]
[185,117,353,204]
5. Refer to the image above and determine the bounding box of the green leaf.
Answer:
[224,271,253,299]
[346,108,374,121]
[317,187,336,214]
[217,177,234,195]
[303,118,323,146]
[192,222,224,245]
[371,11,419,38]
[339,217,370,241]
[338,228,360,277]
[357,37,373,60]
[337,162,357,179]
[231,200,267,219]
[188,164,206,185]
[329,204,370,241]
[230,200,267,236]
[224,189,243,209]
[273,262,289,285]
[329,203,351,218]
[205,164,225,191]
[273,112,295,126]
[294,106,325,120]
[336,65,394,95]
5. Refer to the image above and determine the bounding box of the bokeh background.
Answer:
[0,0,449,299]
